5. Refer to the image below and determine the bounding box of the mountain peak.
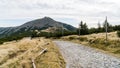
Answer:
[42,17,54,21]
[0,17,77,38]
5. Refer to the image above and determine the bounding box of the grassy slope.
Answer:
[61,31,120,58]
[0,37,65,68]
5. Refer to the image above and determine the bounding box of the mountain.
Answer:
[0,17,77,38]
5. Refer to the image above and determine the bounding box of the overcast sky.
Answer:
[0,0,120,28]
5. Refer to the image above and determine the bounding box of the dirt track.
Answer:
[54,41,120,68]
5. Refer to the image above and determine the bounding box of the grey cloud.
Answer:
[0,0,120,27]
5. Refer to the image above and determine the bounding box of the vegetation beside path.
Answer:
[0,38,65,68]
[61,32,120,58]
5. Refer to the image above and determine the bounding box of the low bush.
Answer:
[77,37,87,41]
[88,38,105,44]
[68,36,75,40]
[91,44,107,51]
[114,50,120,54]
[0,41,3,44]
[117,31,120,37]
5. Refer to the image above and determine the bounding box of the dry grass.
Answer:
[82,31,119,40]
[61,31,120,58]
[35,40,65,68]
[0,37,65,68]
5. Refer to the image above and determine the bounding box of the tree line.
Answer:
[77,20,120,36]
[0,17,120,44]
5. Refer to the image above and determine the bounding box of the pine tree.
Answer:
[97,22,102,32]
[78,21,83,35]
[83,23,89,34]
[78,21,88,35]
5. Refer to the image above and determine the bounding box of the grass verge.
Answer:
[61,32,120,58]
[0,37,65,68]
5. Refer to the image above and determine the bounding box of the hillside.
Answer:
[0,17,76,38]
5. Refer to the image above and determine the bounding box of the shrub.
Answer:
[117,31,120,37]
[91,44,107,50]
[69,36,75,40]
[88,38,110,45]
[77,37,87,41]
[114,49,120,54]
[0,41,3,44]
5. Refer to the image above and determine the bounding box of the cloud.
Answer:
[0,0,120,27]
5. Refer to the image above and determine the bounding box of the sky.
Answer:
[0,0,120,28]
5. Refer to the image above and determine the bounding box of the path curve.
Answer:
[54,41,120,68]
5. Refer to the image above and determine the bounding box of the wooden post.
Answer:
[31,48,47,68]
[62,25,64,36]
[78,23,81,36]
[32,59,36,68]
[79,27,81,36]
[105,16,108,43]
[38,48,47,55]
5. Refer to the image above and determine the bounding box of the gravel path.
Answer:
[54,41,120,68]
